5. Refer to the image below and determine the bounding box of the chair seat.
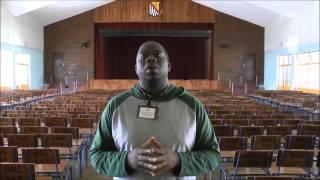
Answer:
[36,176,52,180]
[35,160,69,173]
[270,167,308,176]
[221,151,235,159]
[222,163,268,176]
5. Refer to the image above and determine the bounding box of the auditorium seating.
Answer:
[1,89,319,179]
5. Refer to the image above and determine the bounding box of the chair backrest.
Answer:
[51,127,80,139]
[70,118,94,128]
[211,119,222,125]
[251,135,281,150]
[233,150,273,168]
[213,125,233,136]
[277,150,313,168]
[6,134,37,147]
[0,146,18,162]
[22,148,60,164]
[282,119,304,129]
[0,135,3,146]
[19,126,48,134]
[218,137,247,151]
[256,119,278,126]
[298,124,320,136]
[46,117,67,127]
[0,163,35,180]
[228,119,249,127]
[40,133,72,148]
[0,117,15,126]
[17,118,40,126]
[285,135,316,150]
[0,126,17,134]
[238,126,264,137]
[266,126,292,137]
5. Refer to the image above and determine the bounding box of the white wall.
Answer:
[265,1,319,51]
[264,1,320,90]
[1,7,43,50]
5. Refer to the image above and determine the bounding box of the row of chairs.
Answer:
[213,124,320,137]
[220,150,320,179]
[0,117,95,132]
[0,147,72,180]
[219,135,319,152]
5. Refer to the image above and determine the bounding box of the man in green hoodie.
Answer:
[89,41,220,179]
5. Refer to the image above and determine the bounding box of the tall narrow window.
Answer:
[15,54,30,90]
[277,54,292,90]
[295,51,320,93]
[0,50,14,90]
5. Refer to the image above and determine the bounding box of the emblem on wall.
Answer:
[148,1,162,17]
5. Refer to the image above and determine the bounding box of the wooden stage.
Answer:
[89,79,219,90]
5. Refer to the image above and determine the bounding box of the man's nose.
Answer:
[146,56,157,63]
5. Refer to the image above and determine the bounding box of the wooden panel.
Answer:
[94,0,215,23]
[89,79,219,90]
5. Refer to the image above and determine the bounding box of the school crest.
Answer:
[148,1,162,17]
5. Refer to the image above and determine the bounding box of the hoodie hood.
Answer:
[130,83,186,101]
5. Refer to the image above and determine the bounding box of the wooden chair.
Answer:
[40,134,73,158]
[218,136,247,160]
[0,163,36,180]
[251,135,281,150]
[20,126,48,134]
[267,126,292,137]
[238,126,264,137]
[51,127,81,146]
[220,150,273,179]
[285,135,316,150]
[46,117,67,127]
[0,126,17,134]
[22,148,71,179]
[70,118,94,136]
[6,134,38,147]
[272,150,314,177]
[213,125,234,137]
[298,124,320,136]
[17,118,41,126]
[0,146,18,162]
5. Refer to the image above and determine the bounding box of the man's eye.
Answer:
[155,53,161,58]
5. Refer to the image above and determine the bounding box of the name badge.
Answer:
[137,106,158,120]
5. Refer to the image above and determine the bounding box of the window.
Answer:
[0,50,31,90]
[0,50,14,90]
[277,54,292,90]
[295,51,320,92]
[15,53,30,90]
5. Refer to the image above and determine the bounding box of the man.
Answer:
[89,41,220,179]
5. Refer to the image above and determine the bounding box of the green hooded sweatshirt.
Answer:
[89,84,220,179]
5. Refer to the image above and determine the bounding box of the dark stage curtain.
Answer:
[94,23,213,79]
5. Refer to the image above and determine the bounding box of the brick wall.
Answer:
[44,10,94,85]
[44,10,264,85]
[214,11,264,85]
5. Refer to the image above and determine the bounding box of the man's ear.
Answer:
[168,61,171,72]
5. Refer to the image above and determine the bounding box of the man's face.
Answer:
[135,42,171,80]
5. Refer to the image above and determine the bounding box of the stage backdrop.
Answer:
[94,0,216,80]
